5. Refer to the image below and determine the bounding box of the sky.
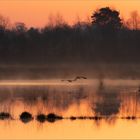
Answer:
[0,0,140,27]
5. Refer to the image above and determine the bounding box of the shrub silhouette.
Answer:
[0,112,11,120]
[36,114,46,123]
[46,113,63,123]
[20,112,33,123]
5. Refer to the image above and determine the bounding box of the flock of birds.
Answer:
[61,76,87,83]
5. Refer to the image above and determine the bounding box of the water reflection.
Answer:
[0,80,139,122]
[0,82,139,121]
[0,79,140,138]
[94,79,121,117]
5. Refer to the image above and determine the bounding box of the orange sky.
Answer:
[0,0,140,27]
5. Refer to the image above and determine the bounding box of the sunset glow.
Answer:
[0,0,140,27]
[0,1,140,139]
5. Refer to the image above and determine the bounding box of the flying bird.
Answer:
[61,76,87,82]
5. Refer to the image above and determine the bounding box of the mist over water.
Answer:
[0,79,140,118]
[1,63,140,80]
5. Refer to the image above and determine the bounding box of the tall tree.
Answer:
[91,7,122,31]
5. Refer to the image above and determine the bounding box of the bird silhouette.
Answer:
[61,76,87,82]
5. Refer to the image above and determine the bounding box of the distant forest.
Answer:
[0,7,140,65]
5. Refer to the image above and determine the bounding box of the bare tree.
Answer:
[86,15,92,25]
[55,13,66,27]
[47,14,55,28]
[0,14,10,30]
[121,16,131,29]
[129,11,140,30]
[47,13,66,28]
[73,15,81,28]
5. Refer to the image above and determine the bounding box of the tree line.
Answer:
[0,7,140,65]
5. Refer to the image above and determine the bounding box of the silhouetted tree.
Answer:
[91,7,122,31]
[14,22,27,33]
[129,11,140,30]
[0,8,139,69]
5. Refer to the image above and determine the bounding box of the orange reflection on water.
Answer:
[0,119,140,139]
[0,79,140,139]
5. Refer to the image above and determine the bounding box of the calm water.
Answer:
[0,79,140,139]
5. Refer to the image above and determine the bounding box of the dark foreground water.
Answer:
[0,79,140,139]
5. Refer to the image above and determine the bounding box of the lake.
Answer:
[0,79,140,139]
